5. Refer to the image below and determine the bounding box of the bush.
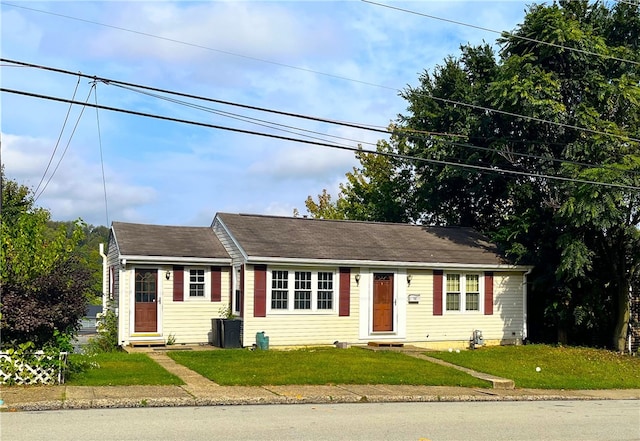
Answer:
[84,306,119,354]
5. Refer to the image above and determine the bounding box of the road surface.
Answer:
[2,400,638,440]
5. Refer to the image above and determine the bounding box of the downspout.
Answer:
[99,243,108,311]
[522,268,533,342]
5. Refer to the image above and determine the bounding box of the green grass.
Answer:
[428,344,640,389]
[66,352,184,386]
[167,347,490,387]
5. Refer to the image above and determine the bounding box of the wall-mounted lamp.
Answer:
[407,274,413,286]
[165,270,171,281]
[354,274,361,286]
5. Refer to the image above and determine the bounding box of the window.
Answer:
[317,272,333,310]
[269,269,335,313]
[465,274,480,311]
[445,273,482,312]
[189,269,206,297]
[294,271,312,309]
[446,274,460,311]
[271,270,289,309]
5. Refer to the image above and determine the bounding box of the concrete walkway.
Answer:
[1,346,639,411]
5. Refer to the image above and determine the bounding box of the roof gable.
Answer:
[111,221,229,259]
[215,213,510,266]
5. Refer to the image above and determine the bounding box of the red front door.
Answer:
[135,269,158,332]
[373,273,394,332]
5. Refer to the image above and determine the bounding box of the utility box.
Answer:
[256,331,269,350]
[211,319,242,348]
[470,329,484,349]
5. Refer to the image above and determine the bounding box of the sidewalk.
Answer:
[1,347,639,411]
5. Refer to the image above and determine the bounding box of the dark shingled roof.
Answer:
[216,213,510,266]
[112,221,229,259]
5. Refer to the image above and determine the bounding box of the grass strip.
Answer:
[428,344,640,389]
[66,352,184,386]
[168,347,490,387]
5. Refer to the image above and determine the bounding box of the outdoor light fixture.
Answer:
[355,274,361,286]
[165,270,171,281]
[407,274,413,286]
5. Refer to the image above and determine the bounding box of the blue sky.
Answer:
[1,0,530,227]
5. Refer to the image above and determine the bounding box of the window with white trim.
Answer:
[269,269,335,312]
[445,273,482,312]
[185,267,209,300]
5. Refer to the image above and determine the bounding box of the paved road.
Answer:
[2,400,638,440]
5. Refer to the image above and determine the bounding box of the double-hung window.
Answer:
[185,267,209,300]
[270,269,335,313]
[445,273,481,312]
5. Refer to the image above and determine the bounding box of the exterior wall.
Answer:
[212,220,244,262]
[241,264,361,347]
[405,270,525,348]
[118,264,232,345]
[162,266,231,344]
[241,265,525,348]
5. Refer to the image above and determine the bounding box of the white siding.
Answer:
[212,220,244,262]
[162,267,232,344]
[242,265,360,347]
[405,270,525,347]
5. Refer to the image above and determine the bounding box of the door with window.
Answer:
[135,269,158,332]
[373,273,394,332]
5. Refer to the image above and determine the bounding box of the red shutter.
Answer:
[211,266,222,302]
[173,266,184,302]
[254,264,267,317]
[433,270,443,316]
[484,272,494,315]
[240,265,245,318]
[339,267,350,317]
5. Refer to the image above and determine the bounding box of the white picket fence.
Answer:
[0,351,68,385]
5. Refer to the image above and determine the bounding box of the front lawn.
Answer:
[167,347,490,387]
[66,352,184,386]
[428,344,640,389]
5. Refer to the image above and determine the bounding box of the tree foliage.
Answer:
[303,1,640,350]
[1,170,94,348]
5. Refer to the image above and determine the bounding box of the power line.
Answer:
[1,1,398,92]
[362,0,640,67]
[111,83,378,149]
[92,81,110,226]
[34,85,95,202]
[3,58,637,179]
[5,56,638,150]
[115,80,640,178]
[33,74,81,197]
[3,86,638,191]
[3,58,637,173]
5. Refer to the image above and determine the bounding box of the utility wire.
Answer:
[112,83,377,148]
[3,58,638,178]
[92,81,110,226]
[362,0,640,67]
[34,85,95,202]
[3,58,636,177]
[115,81,640,177]
[1,2,398,92]
[33,74,81,197]
[3,86,638,191]
[4,57,637,148]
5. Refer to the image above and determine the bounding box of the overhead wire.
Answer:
[0,2,397,92]
[92,81,110,226]
[114,81,640,178]
[2,58,637,177]
[3,3,639,145]
[111,83,378,148]
[362,0,640,67]
[34,84,95,202]
[33,74,81,197]
[3,86,638,192]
